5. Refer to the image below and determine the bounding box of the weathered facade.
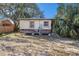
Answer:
[0,18,15,33]
[18,18,55,35]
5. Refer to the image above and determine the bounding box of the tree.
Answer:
[0,3,44,20]
[54,3,79,38]
[0,3,44,31]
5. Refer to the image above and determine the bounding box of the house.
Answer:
[18,18,55,35]
[0,17,15,33]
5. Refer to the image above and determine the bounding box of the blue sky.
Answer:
[37,3,58,18]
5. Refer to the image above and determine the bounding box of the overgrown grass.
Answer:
[0,33,7,37]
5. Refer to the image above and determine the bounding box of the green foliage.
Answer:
[74,14,79,26]
[0,3,44,32]
[0,3,44,20]
[54,3,79,38]
[69,29,77,38]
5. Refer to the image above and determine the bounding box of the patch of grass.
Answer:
[0,34,3,37]
[0,33,4,37]
[0,33,7,37]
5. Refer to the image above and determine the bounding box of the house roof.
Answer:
[0,15,14,24]
[0,18,14,25]
[17,18,55,20]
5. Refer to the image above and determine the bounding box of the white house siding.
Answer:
[20,20,29,29]
[39,20,51,29]
[19,19,52,34]
[20,20,39,29]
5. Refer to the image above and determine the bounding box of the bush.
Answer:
[53,19,78,39]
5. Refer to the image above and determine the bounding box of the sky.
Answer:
[37,3,58,18]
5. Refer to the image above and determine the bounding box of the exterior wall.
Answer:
[0,25,15,33]
[20,20,40,29]
[20,20,30,29]
[39,20,51,29]
[0,20,15,33]
[19,19,52,34]
[19,20,51,29]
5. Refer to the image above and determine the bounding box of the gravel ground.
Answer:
[0,33,79,56]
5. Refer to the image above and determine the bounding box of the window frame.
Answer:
[44,21,49,27]
[29,21,34,28]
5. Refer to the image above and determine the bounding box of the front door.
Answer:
[38,24,43,34]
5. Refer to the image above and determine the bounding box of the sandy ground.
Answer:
[0,33,79,56]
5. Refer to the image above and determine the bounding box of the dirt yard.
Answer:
[0,33,79,56]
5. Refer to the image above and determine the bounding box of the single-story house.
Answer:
[0,17,15,33]
[18,18,55,35]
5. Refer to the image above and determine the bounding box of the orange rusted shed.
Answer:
[0,18,15,33]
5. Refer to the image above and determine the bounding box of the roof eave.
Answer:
[17,18,55,20]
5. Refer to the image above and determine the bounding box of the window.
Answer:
[30,21,34,28]
[44,21,49,27]
[3,24,10,26]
